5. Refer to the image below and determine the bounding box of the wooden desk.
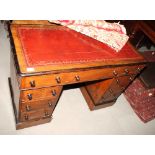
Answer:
[9,21,146,129]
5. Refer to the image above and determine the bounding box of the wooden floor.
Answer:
[0,22,155,134]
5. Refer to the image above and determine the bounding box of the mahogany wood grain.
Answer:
[20,86,62,102]
[20,98,57,112]
[19,64,145,90]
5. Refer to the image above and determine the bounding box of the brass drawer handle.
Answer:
[26,105,31,111]
[48,102,53,107]
[44,112,50,117]
[137,67,141,73]
[124,69,129,75]
[129,76,133,81]
[109,88,116,97]
[24,115,29,120]
[51,90,56,96]
[27,94,32,100]
[30,80,35,87]
[116,79,124,91]
[75,75,80,81]
[113,70,118,76]
[116,78,120,85]
[121,87,125,91]
[55,77,61,84]
[109,88,113,94]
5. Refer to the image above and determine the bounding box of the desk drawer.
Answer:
[20,86,62,102]
[99,75,137,103]
[19,108,53,122]
[20,65,144,89]
[117,65,144,75]
[20,98,57,112]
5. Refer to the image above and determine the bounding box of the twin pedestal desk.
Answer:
[9,21,146,129]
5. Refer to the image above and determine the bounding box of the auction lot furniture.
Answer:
[9,21,146,129]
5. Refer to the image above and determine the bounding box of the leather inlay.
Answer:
[17,26,142,68]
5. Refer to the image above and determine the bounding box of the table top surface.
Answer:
[11,22,145,74]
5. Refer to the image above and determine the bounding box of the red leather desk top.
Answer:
[12,25,145,73]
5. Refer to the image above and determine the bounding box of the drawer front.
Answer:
[20,86,62,102]
[113,75,136,92]
[116,65,144,76]
[98,75,137,104]
[20,65,145,89]
[19,108,53,122]
[20,98,57,112]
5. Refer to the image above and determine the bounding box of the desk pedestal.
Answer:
[81,75,137,110]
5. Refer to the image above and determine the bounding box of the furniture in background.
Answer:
[124,21,155,122]
[9,20,146,129]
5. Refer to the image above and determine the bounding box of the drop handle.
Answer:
[129,76,133,81]
[51,90,57,96]
[124,69,129,74]
[116,78,120,85]
[137,67,141,73]
[44,112,50,117]
[113,70,118,76]
[26,105,31,111]
[48,102,53,107]
[75,75,80,81]
[120,86,125,91]
[109,88,113,94]
[24,115,29,120]
[27,94,32,100]
[30,80,35,87]
[55,77,61,83]
[109,88,116,97]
